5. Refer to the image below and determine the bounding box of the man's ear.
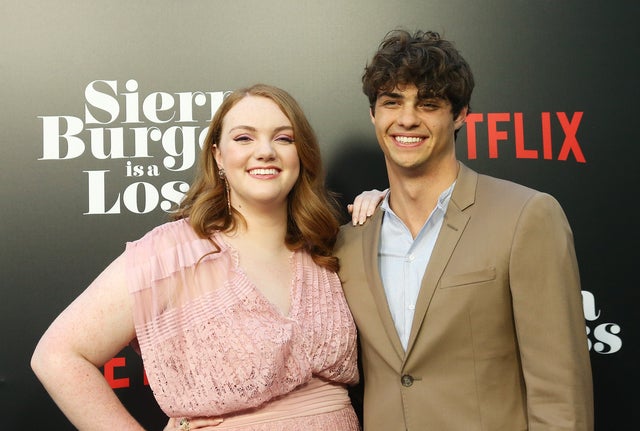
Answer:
[369,106,376,123]
[454,106,469,130]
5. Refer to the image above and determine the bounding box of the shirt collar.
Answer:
[381,181,456,216]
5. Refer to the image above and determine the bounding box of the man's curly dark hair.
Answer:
[362,29,474,118]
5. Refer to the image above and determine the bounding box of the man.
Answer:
[336,29,593,430]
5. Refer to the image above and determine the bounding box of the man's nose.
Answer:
[397,106,420,127]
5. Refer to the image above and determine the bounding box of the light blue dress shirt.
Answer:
[379,183,455,350]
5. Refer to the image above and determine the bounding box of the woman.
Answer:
[31,84,361,430]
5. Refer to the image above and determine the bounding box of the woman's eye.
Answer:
[275,135,294,143]
[234,135,252,142]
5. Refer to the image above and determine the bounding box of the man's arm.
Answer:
[509,192,594,430]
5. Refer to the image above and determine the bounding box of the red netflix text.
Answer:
[464,112,585,163]
[103,356,148,389]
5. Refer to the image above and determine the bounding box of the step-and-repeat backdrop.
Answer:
[2,1,637,429]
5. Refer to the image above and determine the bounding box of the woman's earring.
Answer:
[218,167,231,214]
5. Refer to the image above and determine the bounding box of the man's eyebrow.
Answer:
[378,91,403,99]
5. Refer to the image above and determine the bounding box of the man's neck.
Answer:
[387,161,459,238]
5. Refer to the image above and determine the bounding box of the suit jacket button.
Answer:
[401,374,414,387]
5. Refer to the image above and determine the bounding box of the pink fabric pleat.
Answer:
[207,377,359,430]
[124,219,359,426]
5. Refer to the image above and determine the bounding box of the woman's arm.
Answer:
[31,253,145,430]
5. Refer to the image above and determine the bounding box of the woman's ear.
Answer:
[212,144,223,170]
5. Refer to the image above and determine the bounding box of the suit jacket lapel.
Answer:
[405,163,477,356]
[362,209,406,361]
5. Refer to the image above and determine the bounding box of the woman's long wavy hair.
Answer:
[172,84,341,272]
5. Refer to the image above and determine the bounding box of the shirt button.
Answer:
[401,374,414,387]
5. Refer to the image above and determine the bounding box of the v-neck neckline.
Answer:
[213,232,299,319]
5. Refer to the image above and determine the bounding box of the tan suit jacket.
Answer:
[336,163,593,431]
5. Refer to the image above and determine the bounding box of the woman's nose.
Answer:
[254,138,277,160]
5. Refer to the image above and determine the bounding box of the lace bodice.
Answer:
[125,219,358,418]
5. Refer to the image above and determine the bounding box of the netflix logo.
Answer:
[463,112,585,163]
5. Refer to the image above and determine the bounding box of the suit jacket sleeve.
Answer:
[509,192,594,430]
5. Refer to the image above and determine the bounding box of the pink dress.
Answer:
[125,219,360,430]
